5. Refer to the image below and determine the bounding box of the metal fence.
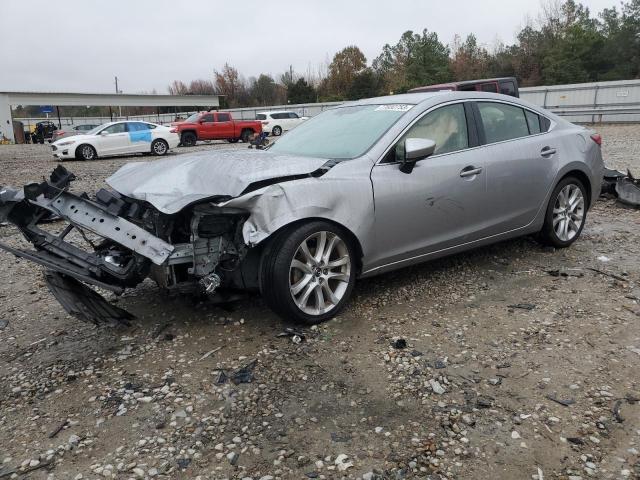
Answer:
[14,79,640,129]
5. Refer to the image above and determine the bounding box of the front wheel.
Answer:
[539,176,587,248]
[75,144,97,161]
[261,221,357,324]
[272,126,282,136]
[181,132,197,147]
[151,139,169,156]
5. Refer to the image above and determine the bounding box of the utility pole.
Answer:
[115,76,122,118]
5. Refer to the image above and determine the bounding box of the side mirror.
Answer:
[100,130,109,136]
[400,138,436,174]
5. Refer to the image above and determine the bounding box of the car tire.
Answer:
[227,138,239,143]
[181,132,197,147]
[75,144,97,161]
[151,139,169,156]
[260,221,357,325]
[539,176,588,248]
[272,126,282,136]
[240,129,252,143]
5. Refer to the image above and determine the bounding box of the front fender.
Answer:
[222,174,375,258]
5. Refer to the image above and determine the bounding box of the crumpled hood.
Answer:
[53,134,89,145]
[106,149,328,214]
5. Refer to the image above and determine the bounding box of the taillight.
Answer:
[590,133,602,146]
[170,128,178,133]
[261,121,268,125]
[56,131,65,136]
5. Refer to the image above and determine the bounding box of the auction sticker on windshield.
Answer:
[374,104,414,112]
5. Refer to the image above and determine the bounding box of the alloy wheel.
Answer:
[553,184,585,241]
[289,231,351,315]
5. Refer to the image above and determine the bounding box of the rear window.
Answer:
[477,102,529,143]
[256,114,267,120]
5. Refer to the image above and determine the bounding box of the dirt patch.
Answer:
[0,127,639,479]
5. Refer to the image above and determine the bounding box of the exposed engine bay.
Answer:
[0,166,256,325]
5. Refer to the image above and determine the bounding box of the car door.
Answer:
[215,113,234,139]
[369,102,489,269]
[127,122,153,153]
[198,113,216,139]
[95,122,129,155]
[473,101,557,234]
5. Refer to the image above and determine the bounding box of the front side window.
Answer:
[217,113,231,122]
[201,114,214,123]
[102,123,127,134]
[268,104,412,160]
[288,112,299,119]
[477,102,529,144]
[389,103,469,162]
[500,81,517,97]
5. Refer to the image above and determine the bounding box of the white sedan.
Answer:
[256,111,307,136]
[51,121,180,160]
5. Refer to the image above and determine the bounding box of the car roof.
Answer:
[257,110,295,115]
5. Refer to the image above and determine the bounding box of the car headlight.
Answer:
[57,140,76,146]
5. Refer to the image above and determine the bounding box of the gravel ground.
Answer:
[0,125,639,480]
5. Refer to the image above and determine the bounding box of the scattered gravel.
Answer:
[0,125,639,479]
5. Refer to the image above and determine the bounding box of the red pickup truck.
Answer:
[173,111,262,146]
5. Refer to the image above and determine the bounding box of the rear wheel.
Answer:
[181,132,197,147]
[75,144,97,161]
[261,221,356,324]
[227,138,239,143]
[272,126,282,136]
[240,129,252,143]
[151,139,169,156]
[539,176,587,248]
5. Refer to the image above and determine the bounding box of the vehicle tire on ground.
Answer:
[240,129,253,143]
[539,176,588,248]
[227,138,239,143]
[181,132,197,147]
[272,126,282,136]
[75,144,97,161]
[151,139,169,156]
[260,221,357,325]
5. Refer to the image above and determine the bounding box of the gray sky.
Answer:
[0,0,617,94]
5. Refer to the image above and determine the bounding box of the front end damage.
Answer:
[0,166,253,325]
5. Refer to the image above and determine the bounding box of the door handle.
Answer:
[460,166,483,178]
[541,146,557,157]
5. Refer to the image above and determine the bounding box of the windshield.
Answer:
[184,113,201,123]
[267,104,413,159]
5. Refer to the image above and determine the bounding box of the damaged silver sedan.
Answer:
[0,92,604,325]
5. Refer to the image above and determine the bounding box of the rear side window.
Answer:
[288,112,299,119]
[540,116,551,132]
[525,110,541,134]
[256,114,266,120]
[500,81,517,97]
[217,113,231,122]
[201,114,214,122]
[480,83,498,93]
[477,102,529,144]
[128,122,149,132]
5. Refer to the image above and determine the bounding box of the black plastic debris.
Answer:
[330,432,351,443]
[214,359,257,386]
[508,303,536,311]
[0,318,7,330]
[392,338,407,349]
[601,167,626,195]
[547,268,584,278]
[433,359,447,369]
[546,394,575,407]
[44,271,133,326]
